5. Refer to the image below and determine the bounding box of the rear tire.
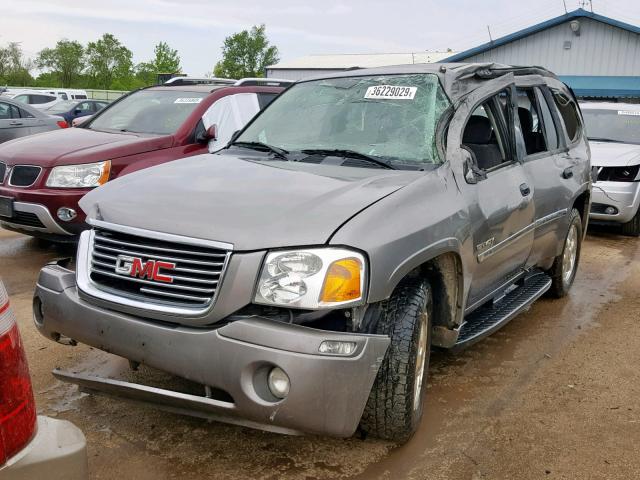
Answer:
[621,208,640,237]
[359,277,432,443]
[548,208,582,298]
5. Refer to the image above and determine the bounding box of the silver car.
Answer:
[581,102,640,235]
[0,97,65,144]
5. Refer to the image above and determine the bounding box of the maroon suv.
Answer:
[0,78,289,240]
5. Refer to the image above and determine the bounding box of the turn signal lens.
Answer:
[319,258,362,304]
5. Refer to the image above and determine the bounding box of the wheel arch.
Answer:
[572,187,591,235]
[379,240,466,348]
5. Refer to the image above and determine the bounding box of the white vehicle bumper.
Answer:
[590,180,640,223]
[0,416,88,480]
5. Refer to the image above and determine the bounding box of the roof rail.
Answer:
[163,77,237,86]
[234,78,293,87]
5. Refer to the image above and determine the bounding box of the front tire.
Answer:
[621,208,640,237]
[548,208,582,298]
[359,277,432,443]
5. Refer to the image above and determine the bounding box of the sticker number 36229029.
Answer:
[365,85,417,100]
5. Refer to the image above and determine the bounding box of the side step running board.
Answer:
[453,270,552,351]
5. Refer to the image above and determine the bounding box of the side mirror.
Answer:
[197,124,218,143]
[462,151,486,184]
[74,108,82,115]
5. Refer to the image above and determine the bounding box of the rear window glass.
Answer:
[89,90,208,135]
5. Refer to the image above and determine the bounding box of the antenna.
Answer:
[487,25,493,43]
[563,0,567,13]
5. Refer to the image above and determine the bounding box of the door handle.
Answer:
[519,183,531,197]
[562,167,574,179]
[9,121,22,126]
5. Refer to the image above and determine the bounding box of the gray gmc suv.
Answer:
[33,63,591,443]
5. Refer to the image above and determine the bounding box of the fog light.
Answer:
[267,367,290,399]
[604,206,617,215]
[319,340,357,356]
[57,207,77,222]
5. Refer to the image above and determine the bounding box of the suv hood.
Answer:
[0,128,172,167]
[79,153,421,251]
[590,141,640,168]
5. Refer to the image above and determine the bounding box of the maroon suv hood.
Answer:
[0,128,173,167]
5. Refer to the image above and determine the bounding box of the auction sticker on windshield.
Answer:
[618,110,640,116]
[365,85,417,100]
[174,98,203,104]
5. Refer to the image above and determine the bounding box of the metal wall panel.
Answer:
[265,69,345,81]
[463,18,640,75]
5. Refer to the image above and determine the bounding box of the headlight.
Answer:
[46,160,111,188]
[254,248,366,309]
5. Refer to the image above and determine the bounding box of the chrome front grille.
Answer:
[88,226,231,310]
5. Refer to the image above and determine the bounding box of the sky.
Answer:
[2,0,640,76]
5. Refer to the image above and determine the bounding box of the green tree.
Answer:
[36,39,85,87]
[153,41,181,73]
[0,42,34,86]
[213,25,279,79]
[136,41,181,86]
[86,33,134,89]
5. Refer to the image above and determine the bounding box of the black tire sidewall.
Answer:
[360,278,432,442]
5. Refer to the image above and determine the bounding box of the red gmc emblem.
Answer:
[114,255,176,283]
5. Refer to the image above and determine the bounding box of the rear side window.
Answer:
[74,95,88,99]
[515,87,548,156]
[18,108,34,118]
[30,94,56,104]
[59,93,68,100]
[535,88,559,150]
[552,91,581,143]
[257,93,278,109]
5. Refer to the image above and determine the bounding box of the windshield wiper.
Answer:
[588,137,618,143]
[231,141,289,160]
[300,148,395,170]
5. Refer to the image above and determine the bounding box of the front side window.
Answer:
[237,74,451,166]
[0,103,13,120]
[462,93,510,171]
[88,90,208,135]
[581,108,640,145]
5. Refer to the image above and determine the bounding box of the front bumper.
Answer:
[590,180,640,223]
[34,263,390,437]
[0,186,89,237]
[0,416,88,480]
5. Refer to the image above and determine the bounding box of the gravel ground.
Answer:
[1,225,639,480]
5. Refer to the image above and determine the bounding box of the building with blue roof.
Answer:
[443,8,640,100]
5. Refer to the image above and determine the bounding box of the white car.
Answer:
[8,90,61,110]
[581,101,640,236]
[0,280,87,479]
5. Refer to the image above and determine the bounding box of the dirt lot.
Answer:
[1,226,639,480]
